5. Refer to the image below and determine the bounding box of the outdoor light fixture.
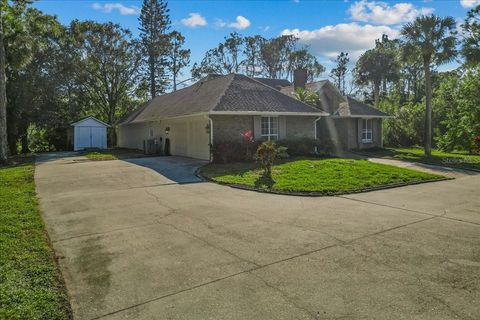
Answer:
[165,127,170,135]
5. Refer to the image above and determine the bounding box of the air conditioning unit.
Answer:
[143,138,160,155]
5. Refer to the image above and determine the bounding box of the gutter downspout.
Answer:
[314,116,322,154]
[208,117,213,162]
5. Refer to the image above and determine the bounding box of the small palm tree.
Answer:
[401,15,457,156]
[294,87,320,107]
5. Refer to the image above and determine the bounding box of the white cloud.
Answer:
[216,16,251,30]
[281,22,399,60]
[348,0,434,25]
[460,0,480,8]
[180,13,207,27]
[91,2,140,15]
[215,19,227,28]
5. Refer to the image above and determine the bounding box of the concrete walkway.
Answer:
[367,157,478,179]
[35,154,480,320]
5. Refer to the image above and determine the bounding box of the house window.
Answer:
[261,116,279,141]
[362,119,373,143]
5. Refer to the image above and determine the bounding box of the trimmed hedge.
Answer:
[211,138,334,163]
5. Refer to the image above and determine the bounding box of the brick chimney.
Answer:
[293,69,307,91]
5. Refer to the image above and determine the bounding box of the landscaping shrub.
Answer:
[212,137,333,163]
[211,140,261,163]
[474,135,480,154]
[276,146,290,159]
[255,141,277,177]
[277,138,332,156]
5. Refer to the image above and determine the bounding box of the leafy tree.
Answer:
[1,0,33,159]
[192,33,322,82]
[462,4,480,65]
[0,3,7,160]
[72,21,141,125]
[139,0,170,97]
[167,31,190,91]
[401,14,457,156]
[6,8,66,153]
[191,32,244,78]
[436,68,480,152]
[330,52,349,95]
[288,49,325,82]
[379,97,425,147]
[244,35,265,77]
[355,36,399,107]
[293,87,320,106]
[260,34,297,79]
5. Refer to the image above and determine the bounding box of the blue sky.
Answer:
[35,0,474,81]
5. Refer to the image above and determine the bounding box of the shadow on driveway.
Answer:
[123,156,208,184]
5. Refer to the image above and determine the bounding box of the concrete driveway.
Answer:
[35,154,480,320]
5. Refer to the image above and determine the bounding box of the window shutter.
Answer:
[371,119,374,142]
[253,116,262,140]
[357,118,362,143]
[279,116,286,140]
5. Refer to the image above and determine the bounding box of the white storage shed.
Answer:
[71,117,109,151]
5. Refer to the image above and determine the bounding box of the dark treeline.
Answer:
[0,0,190,158]
[350,12,480,154]
[191,32,325,82]
[1,1,479,161]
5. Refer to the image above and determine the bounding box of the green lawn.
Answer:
[0,161,71,319]
[360,147,480,171]
[201,158,444,195]
[84,151,117,161]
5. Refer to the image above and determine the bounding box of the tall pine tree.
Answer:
[138,0,170,98]
[167,31,190,91]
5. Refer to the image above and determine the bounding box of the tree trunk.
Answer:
[373,81,380,108]
[149,59,156,98]
[173,70,176,91]
[21,133,28,154]
[423,60,432,157]
[0,9,7,163]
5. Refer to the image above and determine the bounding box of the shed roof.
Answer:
[71,116,110,127]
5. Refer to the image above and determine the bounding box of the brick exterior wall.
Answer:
[285,116,316,139]
[317,117,383,150]
[210,115,317,142]
[210,115,254,142]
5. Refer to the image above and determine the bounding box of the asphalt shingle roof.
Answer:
[281,80,389,118]
[253,77,292,90]
[119,74,325,125]
[335,96,389,117]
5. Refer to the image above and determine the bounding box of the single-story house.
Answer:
[280,79,390,150]
[117,74,328,160]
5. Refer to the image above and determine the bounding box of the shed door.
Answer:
[91,127,105,149]
[77,127,92,149]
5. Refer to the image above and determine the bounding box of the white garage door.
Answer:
[168,118,210,160]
